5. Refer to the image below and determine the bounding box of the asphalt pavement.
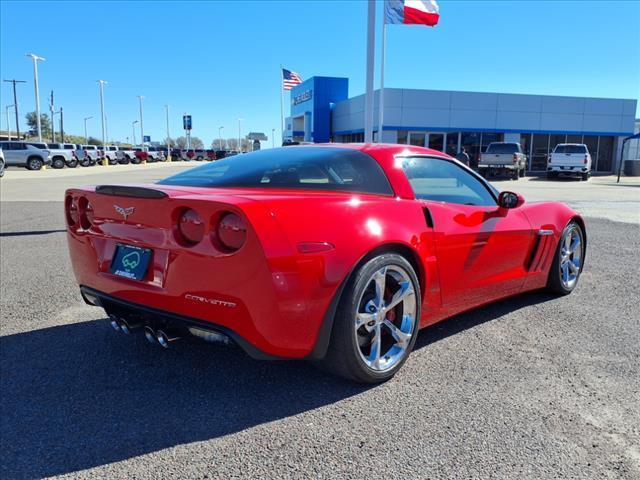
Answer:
[1,167,639,479]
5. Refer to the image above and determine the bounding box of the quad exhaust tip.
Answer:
[156,329,181,348]
[144,326,158,344]
[109,314,121,332]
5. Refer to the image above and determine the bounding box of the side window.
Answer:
[400,156,497,206]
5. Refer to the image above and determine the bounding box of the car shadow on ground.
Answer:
[0,291,555,478]
[0,229,66,237]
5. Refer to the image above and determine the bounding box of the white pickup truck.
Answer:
[47,143,79,168]
[116,147,137,164]
[76,145,99,166]
[478,142,528,180]
[547,143,591,181]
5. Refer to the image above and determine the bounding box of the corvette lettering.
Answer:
[184,294,237,308]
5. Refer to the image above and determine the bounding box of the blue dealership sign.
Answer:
[143,135,151,143]
[183,115,192,130]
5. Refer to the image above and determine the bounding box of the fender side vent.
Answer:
[95,185,168,199]
[423,208,434,228]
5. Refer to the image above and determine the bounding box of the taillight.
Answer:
[513,153,518,163]
[584,155,588,164]
[78,197,94,229]
[66,195,78,226]
[177,208,204,245]
[216,212,247,252]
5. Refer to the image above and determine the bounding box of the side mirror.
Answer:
[498,191,525,209]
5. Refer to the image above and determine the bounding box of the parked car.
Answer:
[214,150,227,160]
[116,147,137,164]
[194,149,206,161]
[47,143,79,168]
[0,146,5,178]
[170,149,183,161]
[65,144,586,383]
[0,141,51,170]
[206,149,217,161]
[547,143,591,181]
[77,145,99,166]
[147,146,165,162]
[478,142,527,179]
[134,148,149,163]
[185,149,196,160]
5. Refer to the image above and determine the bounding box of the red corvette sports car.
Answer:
[65,144,586,382]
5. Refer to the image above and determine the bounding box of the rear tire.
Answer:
[581,172,589,181]
[547,220,585,295]
[26,156,44,170]
[320,254,421,383]
[51,156,66,169]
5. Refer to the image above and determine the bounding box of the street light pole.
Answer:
[219,126,224,150]
[132,120,138,146]
[3,79,26,138]
[83,116,93,144]
[26,53,45,141]
[5,105,14,140]
[137,96,145,148]
[97,80,107,161]
[237,118,243,153]
[165,104,170,153]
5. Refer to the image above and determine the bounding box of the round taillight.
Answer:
[66,196,78,226]
[80,200,94,229]
[178,209,204,245]
[217,212,247,252]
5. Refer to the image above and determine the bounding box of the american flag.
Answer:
[282,68,303,90]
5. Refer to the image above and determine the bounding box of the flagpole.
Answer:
[280,65,285,145]
[377,20,387,143]
[364,0,376,143]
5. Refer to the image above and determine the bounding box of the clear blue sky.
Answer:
[1,0,639,146]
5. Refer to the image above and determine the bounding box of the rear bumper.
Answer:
[547,166,588,173]
[80,285,279,360]
[478,164,518,170]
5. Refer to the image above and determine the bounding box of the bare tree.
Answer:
[211,138,226,150]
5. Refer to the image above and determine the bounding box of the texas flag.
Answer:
[385,0,440,26]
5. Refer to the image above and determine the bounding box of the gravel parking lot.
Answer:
[1,167,639,479]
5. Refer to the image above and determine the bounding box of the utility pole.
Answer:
[26,53,46,141]
[132,120,138,146]
[49,90,55,142]
[165,104,170,153]
[238,118,243,153]
[59,107,64,142]
[5,105,14,140]
[219,126,224,150]
[3,79,26,138]
[137,96,145,148]
[97,80,107,162]
[83,116,93,144]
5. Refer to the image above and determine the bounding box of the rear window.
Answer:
[159,147,394,196]
[63,144,75,149]
[486,143,520,154]
[554,144,588,154]
[48,143,60,149]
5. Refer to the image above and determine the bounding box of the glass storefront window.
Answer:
[531,134,550,171]
[445,132,459,156]
[428,133,444,152]
[397,131,408,144]
[481,133,503,149]
[549,134,566,154]
[596,136,614,172]
[567,134,583,144]
[583,135,599,166]
[461,132,481,169]
[409,132,426,147]
[520,134,532,168]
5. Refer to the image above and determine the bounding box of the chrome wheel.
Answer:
[354,265,417,372]
[560,224,583,289]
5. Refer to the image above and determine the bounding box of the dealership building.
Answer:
[284,76,638,173]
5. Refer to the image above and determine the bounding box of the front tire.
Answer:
[547,220,585,295]
[26,156,44,170]
[321,254,421,383]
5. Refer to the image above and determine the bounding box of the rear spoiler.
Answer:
[95,185,168,199]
